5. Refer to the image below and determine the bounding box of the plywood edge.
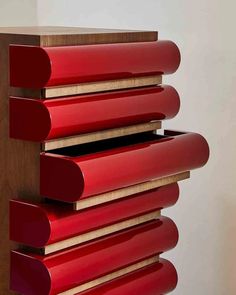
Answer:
[44,75,162,98]
[58,255,159,295]
[74,171,190,211]
[41,210,160,255]
[10,75,162,98]
[42,121,161,151]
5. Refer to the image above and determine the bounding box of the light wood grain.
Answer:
[43,121,161,151]
[58,255,159,295]
[41,210,160,254]
[10,75,162,98]
[44,75,162,98]
[74,171,190,211]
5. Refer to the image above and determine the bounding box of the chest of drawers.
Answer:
[0,26,209,294]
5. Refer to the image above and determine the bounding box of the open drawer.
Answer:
[10,41,180,88]
[10,217,178,295]
[76,259,177,295]
[10,85,179,141]
[40,130,209,202]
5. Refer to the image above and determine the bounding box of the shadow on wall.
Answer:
[221,198,236,294]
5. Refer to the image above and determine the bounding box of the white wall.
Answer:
[0,0,37,26]
[2,0,236,294]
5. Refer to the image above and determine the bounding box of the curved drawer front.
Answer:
[10,41,180,88]
[77,259,177,295]
[10,217,178,295]
[10,85,180,141]
[40,131,209,202]
[10,183,179,248]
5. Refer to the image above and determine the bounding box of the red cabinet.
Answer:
[10,217,178,295]
[10,183,179,248]
[10,41,180,88]
[10,85,180,141]
[6,27,209,295]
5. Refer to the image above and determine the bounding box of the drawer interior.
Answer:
[49,132,167,157]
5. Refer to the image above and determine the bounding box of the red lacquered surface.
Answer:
[78,259,178,295]
[10,217,178,295]
[9,85,180,141]
[10,183,179,247]
[40,131,209,202]
[10,41,180,88]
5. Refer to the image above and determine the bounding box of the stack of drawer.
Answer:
[5,27,209,295]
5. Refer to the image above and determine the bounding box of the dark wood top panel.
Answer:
[0,26,158,46]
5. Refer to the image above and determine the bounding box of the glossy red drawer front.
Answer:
[10,41,180,88]
[10,183,179,248]
[78,259,177,295]
[10,217,178,295]
[40,131,209,202]
[9,85,180,141]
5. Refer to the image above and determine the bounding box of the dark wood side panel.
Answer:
[0,34,42,295]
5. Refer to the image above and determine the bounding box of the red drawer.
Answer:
[40,131,209,202]
[10,183,179,248]
[77,259,177,295]
[10,41,180,88]
[9,85,180,141]
[10,217,178,295]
